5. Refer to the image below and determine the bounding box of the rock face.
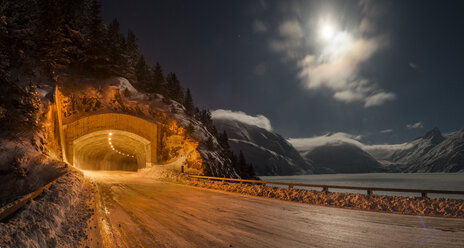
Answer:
[213,119,314,176]
[54,77,248,178]
[300,143,385,173]
[371,128,464,172]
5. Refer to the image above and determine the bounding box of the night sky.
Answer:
[100,0,464,144]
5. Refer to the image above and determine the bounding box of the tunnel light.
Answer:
[108,137,111,141]
[109,133,112,136]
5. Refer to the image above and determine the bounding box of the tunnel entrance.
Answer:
[73,130,151,171]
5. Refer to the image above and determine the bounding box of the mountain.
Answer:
[298,142,385,173]
[212,119,314,176]
[369,128,464,172]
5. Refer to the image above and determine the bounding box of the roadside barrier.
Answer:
[0,181,54,221]
[184,174,464,198]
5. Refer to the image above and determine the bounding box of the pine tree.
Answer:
[37,0,73,81]
[82,0,110,77]
[218,130,229,149]
[5,0,40,75]
[150,62,164,94]
[135,55,152,92]
[61,0,90,75]
[125,29,139,77]
[126,29,138,55]
[108,18,130,77]
[238,151,246,169]
[184,88,194,116]
[0,13,9,78]
[165,72,184,102]
[0,80,41,134]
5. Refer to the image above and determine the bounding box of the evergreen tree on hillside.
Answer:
[197,109,214,131]
[4,0,39,75]
[126,29,138,56]
[82,0,110,77]
[183,88,194,116]
[151,63,165,94]
[218,130,229,149]
[37,0,70,81]
[0,12,9,78]
[125,29,139,75]
[165,72,184,102]
[62,0,90,30]
[0,80,41,134]
[60,0,89,75]
[238,151,255,179]
[135,55,152,92]
[107,18,130,77]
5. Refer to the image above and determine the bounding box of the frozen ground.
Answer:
[83,169,464,248]
[0,169,93,248]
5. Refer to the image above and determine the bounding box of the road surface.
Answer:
[84,170,464,247]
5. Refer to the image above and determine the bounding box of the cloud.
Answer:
[296,27,394,108]
[269,20,304,59]
[211,109,273,131]
[252,20,268,33]
[288,132,364,153]
[364,92,396,107]
[380,129,393,133]
[406,121,424,129]
[278,20,303,38]
[408,62,419,69]
[288,132,413,158]
[270,1,395,107]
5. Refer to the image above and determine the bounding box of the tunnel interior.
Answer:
[73,130,151,171]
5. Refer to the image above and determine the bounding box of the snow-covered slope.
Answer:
[297,142,385,173]
[213,119,314,176]
[369,128,464,172]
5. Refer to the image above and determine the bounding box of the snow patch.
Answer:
[211,109,273,132]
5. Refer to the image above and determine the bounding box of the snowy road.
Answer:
[84,171,464,248]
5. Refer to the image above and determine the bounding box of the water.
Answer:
[260,173,464,199]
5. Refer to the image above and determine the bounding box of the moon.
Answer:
[321,24,335,40]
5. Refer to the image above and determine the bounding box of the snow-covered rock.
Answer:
[213,118,314,176]
[370,128,464,172]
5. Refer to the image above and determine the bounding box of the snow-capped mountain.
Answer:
[369,128,464,172]
[295,142,385,174]
[212,119,314,176]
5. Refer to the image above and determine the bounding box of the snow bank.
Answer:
[0,138,67,207]
[178,177,464,218]
[0,169,93,248]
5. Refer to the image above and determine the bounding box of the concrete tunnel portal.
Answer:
[59,113,161,171]
[73,130,150,171]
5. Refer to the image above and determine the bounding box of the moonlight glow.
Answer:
[321,24,335,40]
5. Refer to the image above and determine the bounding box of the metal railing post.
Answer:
[322,187,329,193]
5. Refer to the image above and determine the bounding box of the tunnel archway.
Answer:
[60,113,161,171]
[73,130,151,171]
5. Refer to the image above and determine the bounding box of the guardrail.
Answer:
[184,174,464,198]
[0,181,54,221]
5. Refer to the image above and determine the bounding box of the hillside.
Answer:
[0,0,256,208]
[213,118,314,176]
[368,128,464,172]
[300,143,385,173]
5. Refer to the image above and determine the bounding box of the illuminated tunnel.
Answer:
[73,130,150,171]
[61,113,161,171]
